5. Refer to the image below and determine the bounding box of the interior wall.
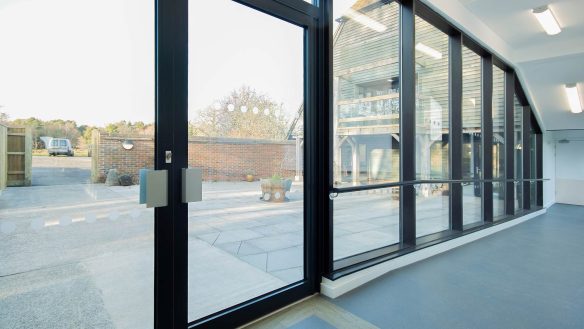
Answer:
[543,132,556,207]
[555,139,584,206]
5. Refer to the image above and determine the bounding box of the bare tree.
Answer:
[190,86,289,140]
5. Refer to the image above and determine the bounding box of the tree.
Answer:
[190,86,289,140]
[103,120,153,136]
[9,117,81,148]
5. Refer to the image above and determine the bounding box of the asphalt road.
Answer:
[32,156,91,186]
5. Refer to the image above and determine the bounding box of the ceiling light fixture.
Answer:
[565,83,582,113]
[415,43,442,59]
[532,5,561,35]
[344,9,387,32]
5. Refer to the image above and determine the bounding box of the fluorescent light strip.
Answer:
[565,83,582,114]
[532,6,561,35]
[415,42,442,59]
[344,8,387,32]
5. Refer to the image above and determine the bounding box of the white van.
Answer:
[48,138,74,156]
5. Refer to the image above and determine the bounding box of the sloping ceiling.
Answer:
[424,0,584,131]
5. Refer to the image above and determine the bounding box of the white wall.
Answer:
[543,133,556,207]
[555,140,584,206]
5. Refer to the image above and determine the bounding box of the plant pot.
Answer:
[260,178,293,202]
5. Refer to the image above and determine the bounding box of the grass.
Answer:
[32,149,90,157]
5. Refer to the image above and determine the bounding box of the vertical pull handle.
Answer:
[139,169,168,208]
[182,168,202,203]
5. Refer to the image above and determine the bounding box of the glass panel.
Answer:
[462,47,482,226]
[514,95,523,212]
[332,1,400,187]
[416,183,450,237]
[530,130,537,208]
[415,16,449,180]
[415,16,449,236]
[188,1,304,321]
[492,66,506,219]
[333,188,400,260]
[0,1,154,327]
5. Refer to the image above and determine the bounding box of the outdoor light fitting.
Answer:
[565,83,582,114]
[415,43,442,59]
[532,5,561,35]
[122,139,134,150]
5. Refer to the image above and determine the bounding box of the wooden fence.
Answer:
[0,124,7,191]
[4,126,32,187]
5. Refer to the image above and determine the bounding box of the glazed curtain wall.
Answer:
[328,0,543,277]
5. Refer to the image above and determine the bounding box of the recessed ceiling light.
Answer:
[415,43,442,59]
[344,9,387,32]
[565,83,582,114]
[532,5,561,35]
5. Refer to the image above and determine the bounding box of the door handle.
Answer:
[139,169,168,208]
[182,168,202,203]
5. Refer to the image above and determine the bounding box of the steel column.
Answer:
[505,71,515,215]
[523,106,531,210]
[400,0,416,246]
[449,33,463,231]
[482,56,493,223]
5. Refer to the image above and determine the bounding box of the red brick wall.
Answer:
[92,134,155,183]
[92,133,298,183]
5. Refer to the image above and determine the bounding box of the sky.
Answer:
[0,0,355,127]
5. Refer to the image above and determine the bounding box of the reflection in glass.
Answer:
[333,1,400,188]
[514,95,523,213]
[333,188,400,260]
[492,66,506,219]
[416,184,450,237]
[462,47,482,225]
[415,16,449,236]
[530,131,537,208]
[188,0,304,321]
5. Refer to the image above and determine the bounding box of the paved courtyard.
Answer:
[0,157,484,328]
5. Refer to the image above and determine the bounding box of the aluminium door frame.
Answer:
[155,0,323,328]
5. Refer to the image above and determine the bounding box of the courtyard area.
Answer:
[0,156,481,328]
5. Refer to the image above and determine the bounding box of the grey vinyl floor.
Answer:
[249,204,584,329]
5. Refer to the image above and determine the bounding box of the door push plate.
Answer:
[182,168,202,203]
[139,169,168,208]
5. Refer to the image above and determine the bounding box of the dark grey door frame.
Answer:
[155,0,323,328]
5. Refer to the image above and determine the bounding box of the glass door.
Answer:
[0,1,155,328]
[1,1,317,328]
[185,0,316,327]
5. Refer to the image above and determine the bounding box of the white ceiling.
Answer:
[427,0,584,132]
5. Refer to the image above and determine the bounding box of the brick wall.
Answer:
[91,133,155,183]
[91,132,299,183]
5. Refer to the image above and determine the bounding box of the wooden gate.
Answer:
[6,127,32,186]
[0,124,7,191]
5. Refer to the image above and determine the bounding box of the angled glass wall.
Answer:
[462,46,482,226]
[327,0,543,276]
[414,16,450,237]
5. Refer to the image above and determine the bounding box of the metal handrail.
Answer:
[330,178,549,194]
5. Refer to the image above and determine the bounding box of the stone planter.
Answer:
[260,178,293,202]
